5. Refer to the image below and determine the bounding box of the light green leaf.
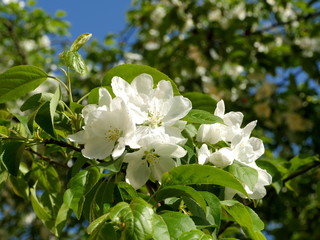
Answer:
[54,202,71,236]
[30,187,52,222]
[0,65,48,103]
[60,50,88,75]
[182,109,223,124]
[162,165,248,197]
[160,211,197,239]
[228,163,258,191]
[221,200,265,240]
[102,64,180,95]
[183,92,217,112]
[178,229,213,240]
[156,185,207,213]
[87,213,109,235]
[70,33,92,51]
[0,140,25,176]
[152,214,170,240]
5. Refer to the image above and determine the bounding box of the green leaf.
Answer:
[31,162,61,193]
[108,197,154,239]
[199,191,221,230]
[0,65,48,103]
[64,167,101,219]
[228,163,258,192]
[152,214,170,240]
[20,92,53,111]
[102,64,180,95]
[88,223,117,240]
[70,33,92,51]
[178,229,213,240]
[60,50,88,75]
[182,109,223,124]
[8,175,29,200]
[0,140,25,176]
[87,213,109,235]
[183,92,217,112]
[160,211,197,239]
[34,87,60,138]
[117,182,138,201]
[30,187,52,222]
[221,200,265,240]
[156,185,207,213]
[54,202,71,236]
[162,165,248,197]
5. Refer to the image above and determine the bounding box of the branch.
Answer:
[283,161,320,183]
[44,139,82,152]
[26,148,69,169]
[249,11,320,35]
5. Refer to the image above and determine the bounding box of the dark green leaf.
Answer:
[0,65,48,103]
[199,191,221,231]
[162,165,248,197]
[0,140,25,176]
[20,92,53,111]
[156,185,207,213]
[8,175,29,200]
[183,109,223,124]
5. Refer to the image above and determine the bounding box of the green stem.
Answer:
[48,75,69,92]
[77,91,90,104]
[66,67,73,104]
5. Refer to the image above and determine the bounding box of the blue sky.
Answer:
[37,0,132,41]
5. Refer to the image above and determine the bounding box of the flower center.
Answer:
[146,111,163,128]
[142,149,160,166]
[106,127,122,141]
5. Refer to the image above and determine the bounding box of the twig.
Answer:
[283,161,320,183]
[26,148,69,169]
[249,11,320,35]
[44,139,81,152]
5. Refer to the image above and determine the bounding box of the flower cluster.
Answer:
[69,74,192,189]
[69,73,271,198]
[197,100,272,199]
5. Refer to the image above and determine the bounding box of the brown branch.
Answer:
[283,161,320,183]
[44,139,82,152]
[26,148,69,169]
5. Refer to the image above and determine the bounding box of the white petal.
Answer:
[162,96,192,124]
[111,76,135,101]
[131,74,154,95]
[68,130,87,144]
[196,124,225,144]
[156,144,186,159]
[223,112,243,127]
[126,159,150,189]
[151,156,176,181]
[98,88,112,107]
[82,138,114,159]
[242,120,257,137]
[209,148,234,168]
[154,80,173,99]
[197,144,210,165]
[214,100,225,117]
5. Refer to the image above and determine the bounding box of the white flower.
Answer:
[198,144,234,168]
[124,134,186,189]
[68,88,137,160]
[225,162,272,200]
[111,74,192,144]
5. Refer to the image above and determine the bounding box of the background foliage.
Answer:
[0,0,319,239]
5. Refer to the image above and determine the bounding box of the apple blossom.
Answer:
[124,134,187,189]
[68,89,138,159]
[111,74,192,144]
